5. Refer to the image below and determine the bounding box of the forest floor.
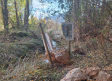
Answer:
[0,31,112,81]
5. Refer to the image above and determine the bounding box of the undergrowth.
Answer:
[0,54,63,81]
[0,30,112,81]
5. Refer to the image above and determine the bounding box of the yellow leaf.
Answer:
[40,76,42,78]
[25,73,29,76]
[13,76,15,79]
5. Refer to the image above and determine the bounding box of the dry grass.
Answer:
[0,54,64,81]
[71,35,112,69]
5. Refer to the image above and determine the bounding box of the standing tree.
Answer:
[24,0,29,31]
[1,0,9,36]
[74,0,81,41]
[14,0,19,29]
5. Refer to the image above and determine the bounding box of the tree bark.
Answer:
[24,0,29,31]
[14,0,19,29]
[74,0,81,42]
[19,11,23,26]
[1,0,9,36]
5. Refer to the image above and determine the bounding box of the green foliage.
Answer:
[29,16,40,32]
[0,44,27,58]
[29,15,61,38]
[0,30,44,69]
[6,0,31,30]
[30,39,43,46]
[29,16,48,35]
[10,31,31,37]
[48,30,53,37]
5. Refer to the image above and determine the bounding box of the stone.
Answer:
[60,68,89,81]
[103,64,112,71]
[96,71,112,81]
[45,48,70,64]
[61,67,112,81]
[109,64,112,68]
[84,67,100,79]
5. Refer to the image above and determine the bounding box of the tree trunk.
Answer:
[19,12,23,25]
[92,0,96,24]
[1,0,9,36]
[24,0,29,31]
[14,0,19,29]
[74,0,81,42]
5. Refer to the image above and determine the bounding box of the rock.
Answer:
[60,68,89,81]
[96,71,112,81]
[109,64,112,68]
[61,67,112,81]
[45,49,70,64]
[84,67,100,79]
[103,64,112,71]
